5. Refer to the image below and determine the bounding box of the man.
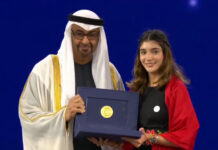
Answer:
[19,9,124,150]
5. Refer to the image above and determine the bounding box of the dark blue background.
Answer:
[1,0,217,149]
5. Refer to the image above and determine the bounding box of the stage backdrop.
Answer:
[0,0,217,149]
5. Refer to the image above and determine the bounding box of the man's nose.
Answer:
[81,36,89,44]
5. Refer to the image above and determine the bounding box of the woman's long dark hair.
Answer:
[127,29,189,94]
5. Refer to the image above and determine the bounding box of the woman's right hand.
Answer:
[122,128,149,148]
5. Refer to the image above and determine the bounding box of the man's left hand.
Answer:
[88,137,123,149]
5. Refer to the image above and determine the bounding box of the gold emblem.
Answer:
[100,105,113,118]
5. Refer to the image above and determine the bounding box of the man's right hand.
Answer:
[65,94,85,122]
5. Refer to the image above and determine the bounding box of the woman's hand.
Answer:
[122,128,150,148]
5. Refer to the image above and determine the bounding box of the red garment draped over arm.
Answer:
[123,76,199,150]
[154,76,199,150]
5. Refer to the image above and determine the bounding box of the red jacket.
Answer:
[123,76,199,150]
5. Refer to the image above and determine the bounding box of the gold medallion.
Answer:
[100,105,113,118]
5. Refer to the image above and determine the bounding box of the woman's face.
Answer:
[139,41,164,76]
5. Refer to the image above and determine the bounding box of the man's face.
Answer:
[71,24,100,63]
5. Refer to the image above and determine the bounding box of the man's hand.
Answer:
[88,137,123,149]
[122,128,149,148]
[65,94,85,122]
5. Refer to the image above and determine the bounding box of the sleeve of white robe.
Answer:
[110,63,125,91]
[18,56,73,150]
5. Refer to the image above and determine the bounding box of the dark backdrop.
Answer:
[0,0,217,149]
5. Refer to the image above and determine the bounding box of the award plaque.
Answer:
[74,87,141,140]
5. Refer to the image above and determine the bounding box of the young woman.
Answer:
[122,30,199,150]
